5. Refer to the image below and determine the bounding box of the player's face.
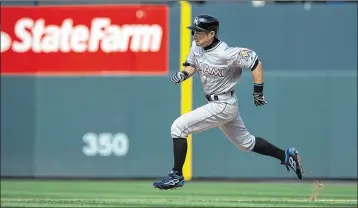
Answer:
[192,31,215,47]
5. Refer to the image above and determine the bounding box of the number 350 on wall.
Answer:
[82,132,129,157]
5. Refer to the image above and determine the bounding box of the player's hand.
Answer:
[171,71,186,84]
[253,92,267,106]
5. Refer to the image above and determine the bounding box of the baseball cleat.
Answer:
[282,148,304,180]
[153,170,185,190]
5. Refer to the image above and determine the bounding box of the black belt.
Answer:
[205,90,235,101]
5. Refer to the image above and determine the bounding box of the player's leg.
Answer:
[219,113,303,180]
[153,101,237,190]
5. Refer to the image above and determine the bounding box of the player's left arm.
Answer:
[251,59,267,106]
[251,59,263,84]
[231,47,267,106]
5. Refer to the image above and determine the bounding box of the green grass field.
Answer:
[1,179,357,207]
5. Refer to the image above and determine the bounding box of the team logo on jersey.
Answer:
[239,49,250,61]
[196,61,225,77]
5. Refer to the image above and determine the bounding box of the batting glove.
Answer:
[253,92,267,106]
[171,71,188,84]
[253,83,267,106]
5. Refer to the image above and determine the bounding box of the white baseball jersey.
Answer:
[186,40,258,95]
[170,39,258,152]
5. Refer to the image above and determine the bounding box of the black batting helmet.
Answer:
[187,14,219,36]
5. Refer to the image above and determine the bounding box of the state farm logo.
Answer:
[1,17,163,53]
[1,31,12,53]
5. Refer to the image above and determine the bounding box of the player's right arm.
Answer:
[171,42,197,84]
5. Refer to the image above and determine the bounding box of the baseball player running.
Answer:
[153,14,303,190]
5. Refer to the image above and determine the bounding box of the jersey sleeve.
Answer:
[183,41,196,67]
[227,47,258,70]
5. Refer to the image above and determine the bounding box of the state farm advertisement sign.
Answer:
[1,5,169,75]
